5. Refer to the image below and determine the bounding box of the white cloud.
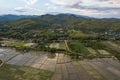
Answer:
[24,0,38,5]
[45,3,57,10]
[14,7,27,12]
[45,3,50,6]
[50,0,120,18]
[14,6,44,15]
[14,0,44,15]
[50,0,80,6]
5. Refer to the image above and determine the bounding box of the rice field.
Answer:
[0,48,120,80]
[0,64,52,80]
[87,47,98,55]
[98,50,111,55]
[102,41,120,53]
[49,42,66,50]
[49,43,60,49]
[10,41,36,48]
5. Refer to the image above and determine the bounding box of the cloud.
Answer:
[24,0,38,5]
[50,0,120,18]
[14,7,27,13]
[14,6,44,15]
[14,0,44,15]
[50,0,81,6]
[45,3,57,10]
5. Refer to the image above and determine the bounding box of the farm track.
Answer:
[64,40,70,51]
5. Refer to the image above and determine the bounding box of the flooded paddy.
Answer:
[0,48,120,80]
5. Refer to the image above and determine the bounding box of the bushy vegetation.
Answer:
[10,41,27,47]
[82,40,106,49]
[68,41,90,56]
[68,30,97,39]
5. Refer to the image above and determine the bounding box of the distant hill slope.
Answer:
[0,13,120,33]
[0,14,38,20]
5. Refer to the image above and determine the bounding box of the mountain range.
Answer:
[0,13,120,34]
[0,14,38,20]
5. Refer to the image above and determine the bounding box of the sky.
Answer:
[0,0,120,18]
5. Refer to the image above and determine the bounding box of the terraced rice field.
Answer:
[0,48,120,80]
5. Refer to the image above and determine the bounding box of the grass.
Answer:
[49,43,59,49]
[10,41,27,47]
[59,41,66,50]
[10,41,35,48]
[68,30,97,39]
[113,41,120,45]
[0,64,53,80]
[68,41,90,56]
[49,41,66,50]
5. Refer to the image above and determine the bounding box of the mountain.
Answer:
[0,13,119,40]
[46,13,91,18]
[0,14,38,20]
[0,13,91,21]
[0,13,120,33]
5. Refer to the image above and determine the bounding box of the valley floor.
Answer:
[0,48,120,80]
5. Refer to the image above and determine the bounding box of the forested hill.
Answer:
[0,14,120,35]
[0,14,38,20]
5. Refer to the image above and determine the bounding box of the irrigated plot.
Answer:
[7,53,33,66]
[87,59,120,80]
[0,49,18,61]
[79,61,105,80]
[40,54,58,72]
[102,58,120,70]
[72,61,94,80]
[1,48,120,80]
